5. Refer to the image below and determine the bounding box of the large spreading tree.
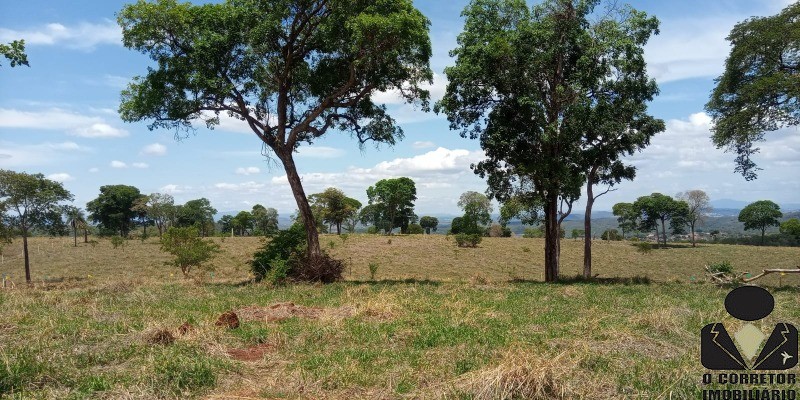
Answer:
[676,190,712,247]
[705,2,800,180]
[436,0,660,281]
[366,177,417,234]
[738,200,782,245]
[118,0,433,257]
[0,170,73,283]
[86,185,142,237]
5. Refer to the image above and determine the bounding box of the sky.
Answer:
[0,0,798,217]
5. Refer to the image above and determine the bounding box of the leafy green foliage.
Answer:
[706,2,800,180]
[369,262,379,280]
[0,169,73,282]
[454,234,482,248]
[161,227,220,277]
[86,185,142,237]
[251,204,279,236]
[634,241,652,254]
[436,0,661,282]
[738,200,783,245]
[632,193,690,246]
[780,218,800,237]
[176,198,217,237]
[110,235,126,250]
[117,0,433,257]
[251,224,307,280]
[0,40,28,68]
[366,177,417,234]
[601,229,622,241]
[419,216,439,234]
[310,188,361,235]
[707,260,734,275]
[571,229,584,239]
[407,223,424,234]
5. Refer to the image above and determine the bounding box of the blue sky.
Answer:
[1,0,798,217]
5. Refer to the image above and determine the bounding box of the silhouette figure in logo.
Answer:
[701,286,798,370]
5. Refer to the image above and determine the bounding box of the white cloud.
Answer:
[141,143,167,156]
[214,181,266,192]
[46,173,74,182]
[412,141,436,149]
[132,162,149,169]
[373,73,448,105]
[110,160,127,168]
[295,146,345,159]
[88,167,99,173]
[0,108,128,138]
[70,123,128,138]
[235,167,261,176]
[160,184,191,195]
[0,141,89,168]
[0,20,121,50]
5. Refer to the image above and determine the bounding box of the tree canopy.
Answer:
[309,188,360,235]
[738,200,782,245]
[419,216,439,234]
[456,191,493,234]
[436,0,660,281]
[366,177,417,234]
[118,0,433,257]
[632,193,689,246]
[86,185,142,237]
[1,40,28,68]
[705,2,800,180]
[0,169,73,282]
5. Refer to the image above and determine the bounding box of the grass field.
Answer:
[0,235,799,399]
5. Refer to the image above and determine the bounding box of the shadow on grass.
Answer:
[215,277,444,288]
[512,274,652,285]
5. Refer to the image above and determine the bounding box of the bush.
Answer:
[251,224,306,280]
[600,229,622,241]
[110,235,125,250]
[161,227,220,277]
[366,226,379,235]
[707,260,734,275]
[455,233,482,248]
[407,223,424,234]
[487,224,511,237]
[266,258,291,285]
[634,241,652,254]
[369,262,379,280]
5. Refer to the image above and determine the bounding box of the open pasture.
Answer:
[0,235,798,399]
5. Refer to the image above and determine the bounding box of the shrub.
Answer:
[523,227,543,238]
[250,224,306,280]
[339,233,349,244]
[110,235,125,250]
[707,260,734,275]
[407,223,424,234]
[266,258,291,285]
[488,224,511,237]
[327,239,336,249]
[369,262,379,280]
[366,226,379,235]
[161,227,220,277]
[600,229,622,241]
[455,233,482,248]
[634,241,652,254]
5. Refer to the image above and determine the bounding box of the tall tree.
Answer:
[231,211,254,236]
[366,177,417,235]
[436,0,659,281]
[309,188,359,235]
[419,216,439,234]
[676,190,712,247]
[705,3,800,180]
[633,193,688,246]
[0,170,73,283]
[131,194,151,238]
[63,205,86,247]
[738,200,782,245]
[176,198,216,237]
[86,185,142,237]
[612,202,638,239]
[457,191,493,234]
[342,197,362,233]
[1,40,28,68]
[251,204,279,235]
[146,193,176,238]
[117,0,433,258]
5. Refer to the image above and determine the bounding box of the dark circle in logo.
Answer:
[725,286,774,321]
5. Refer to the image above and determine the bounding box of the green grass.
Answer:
[0,236,798,398]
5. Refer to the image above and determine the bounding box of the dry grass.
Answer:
[5,234,798,286]
[0,234,799,399]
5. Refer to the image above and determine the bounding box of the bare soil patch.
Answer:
[226,343,276,362]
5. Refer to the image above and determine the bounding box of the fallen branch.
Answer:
[740,266,800,283]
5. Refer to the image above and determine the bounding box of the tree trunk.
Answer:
[84,228,88,243]
[281,153,321,257]
[660,218,667,246]
[761,228,766,246]
[73,225,77,247]
[544,194,560,282]
[690,221,696,247]
[583,186,594,279]
[22,225,31,283]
